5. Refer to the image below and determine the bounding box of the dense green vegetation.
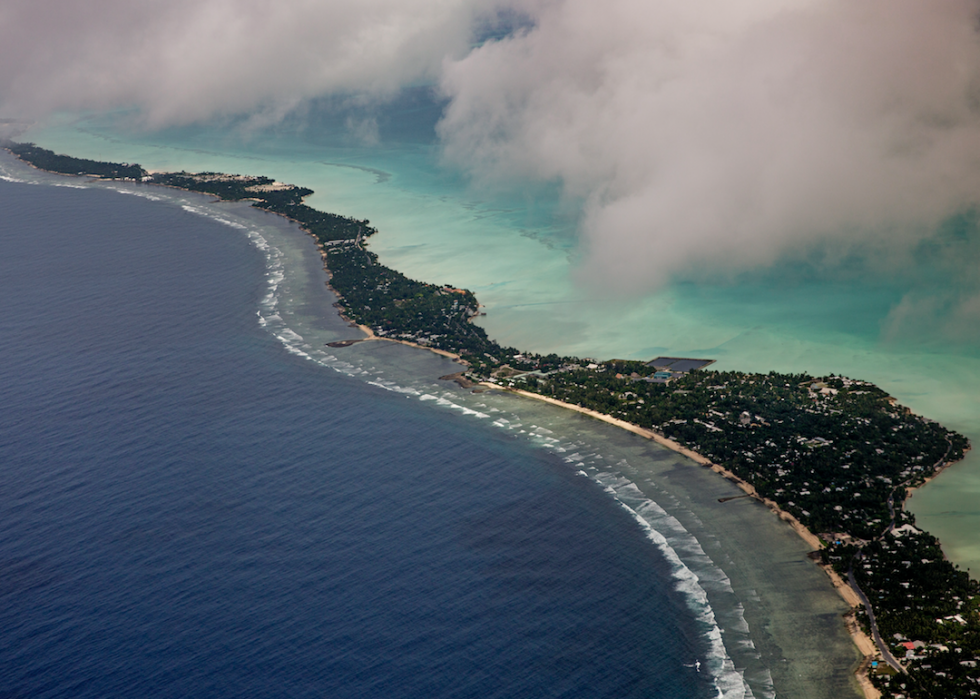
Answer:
[5,142,146,180]
[150,171,373,243]
[325,243,504,354]
[519,369,965,538]
[8,142,978,697]
[850,527,980,697]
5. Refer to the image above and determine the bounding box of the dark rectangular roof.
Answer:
[645,357,715,372]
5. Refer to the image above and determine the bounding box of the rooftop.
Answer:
[645,356,715,372]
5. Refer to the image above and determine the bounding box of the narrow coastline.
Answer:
[312,238,468,362]
[5,142,976,699]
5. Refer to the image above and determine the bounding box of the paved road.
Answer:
[847,564,905,673]
[843,436,955,675]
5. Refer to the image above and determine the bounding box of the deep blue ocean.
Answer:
[0,179,713,698]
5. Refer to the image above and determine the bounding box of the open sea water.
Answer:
[0,160,864,699]
[0,177,718,698]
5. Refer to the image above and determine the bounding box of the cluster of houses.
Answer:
[892,635,977,665]
[500,355,717,384]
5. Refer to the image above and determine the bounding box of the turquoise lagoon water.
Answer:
[21,102,980,573]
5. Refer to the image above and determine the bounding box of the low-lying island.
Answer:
[6,140,978,699]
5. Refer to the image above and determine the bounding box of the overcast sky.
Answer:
[4,0,980,310]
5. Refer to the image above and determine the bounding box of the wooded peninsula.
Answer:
[6,141,978,699]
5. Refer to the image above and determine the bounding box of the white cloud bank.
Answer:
[4,0,980,298]
[0,0,488,126]
[438,0,980,291]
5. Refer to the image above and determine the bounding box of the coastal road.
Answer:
[846,436,956,674]
[848,561,905,673]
